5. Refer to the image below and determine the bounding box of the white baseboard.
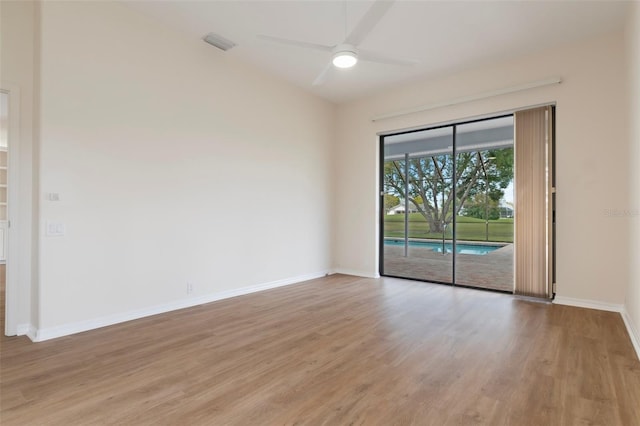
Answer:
[27,325,38,341]
[15,323,30,336]
[332,268,380,279]
[29,269,332,342]
[552,296,623,312]
[622,307,640,361]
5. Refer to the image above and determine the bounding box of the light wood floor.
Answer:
[1,274,639,425]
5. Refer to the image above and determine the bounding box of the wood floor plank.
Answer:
[1,274,639,425]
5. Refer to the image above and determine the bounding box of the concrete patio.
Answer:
[382,242,514,292]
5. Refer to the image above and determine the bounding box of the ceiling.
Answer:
[122,0,630,104]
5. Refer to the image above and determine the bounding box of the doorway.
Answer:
[380,115,515,292]
[0,90,10,333]
[0,90,11,335]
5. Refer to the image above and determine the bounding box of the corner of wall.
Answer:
[623,0,640,362]
[31,0,42,332]
[622,307,640,360]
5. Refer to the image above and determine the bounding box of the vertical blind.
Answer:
[514,106,554,298]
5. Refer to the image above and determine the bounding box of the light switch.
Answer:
[46,221,65,237]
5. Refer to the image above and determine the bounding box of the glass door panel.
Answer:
[454,117,514,291]
[382,127,453,283]
[382,157,408,278]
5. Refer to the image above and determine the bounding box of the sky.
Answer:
[502,181,514,206]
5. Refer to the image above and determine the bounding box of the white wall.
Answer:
[625,2,640,353]
[334,31,630,305]
[33,1,334,334]
[0,0,37,333]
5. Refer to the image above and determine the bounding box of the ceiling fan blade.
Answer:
[358,48,419,66]
[257,35,334,52]
[312,62,333,86]
[344,0,395,46]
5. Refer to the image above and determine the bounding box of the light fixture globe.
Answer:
[332,45,358,68]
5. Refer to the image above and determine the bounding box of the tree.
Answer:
[383,194,400,213]
[462,193,501,220]
[384,148,513,233]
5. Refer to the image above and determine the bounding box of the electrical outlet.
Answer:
[187,282,194,294]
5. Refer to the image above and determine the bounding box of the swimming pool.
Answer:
[384,239,502,255]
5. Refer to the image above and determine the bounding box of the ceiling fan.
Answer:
[258,0,417,86]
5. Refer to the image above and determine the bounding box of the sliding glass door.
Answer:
[381,116,515,292]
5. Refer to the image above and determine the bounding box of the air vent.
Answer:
[203,32,236,51]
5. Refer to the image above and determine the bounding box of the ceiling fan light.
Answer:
[332,51,358,68]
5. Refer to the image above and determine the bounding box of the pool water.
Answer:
[384,239,502,255]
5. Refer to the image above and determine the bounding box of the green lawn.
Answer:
[384,213,514,242]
